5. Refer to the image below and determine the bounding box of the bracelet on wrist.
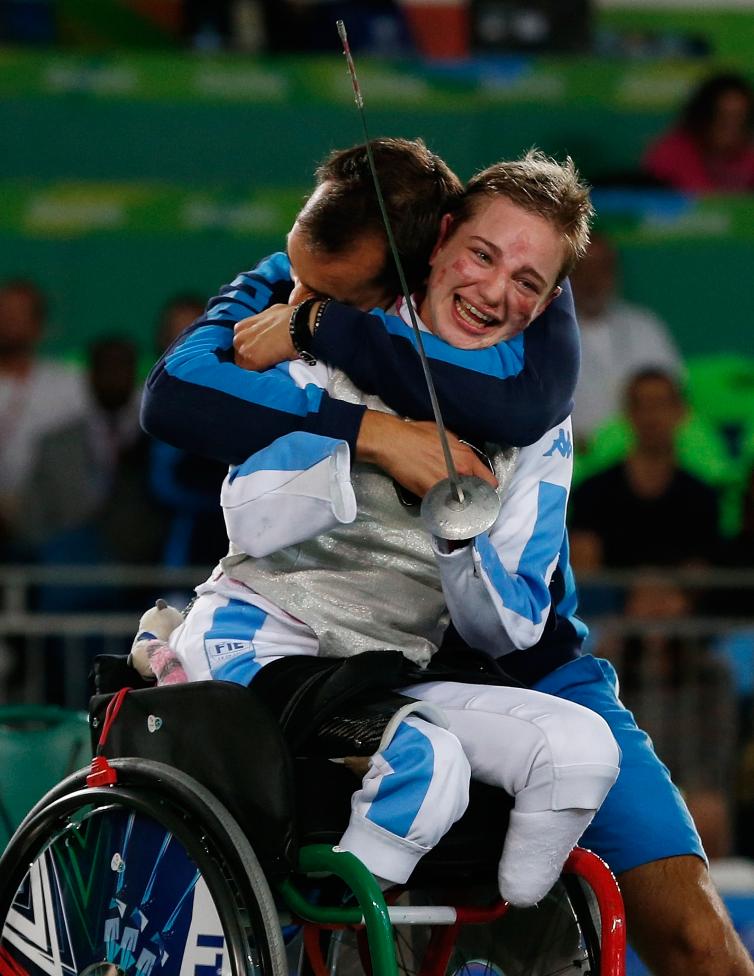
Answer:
[312,298,332,337]
[289,298,318,366]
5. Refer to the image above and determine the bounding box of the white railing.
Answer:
[0,564,210,706]
[1,564,753,698]
[0,564,752,835]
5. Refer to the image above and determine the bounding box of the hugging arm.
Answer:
[310,281,580,446]
[141,254,366,465]
[142,251,579,466]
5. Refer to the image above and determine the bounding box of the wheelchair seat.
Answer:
[89,678,511,885]
[1,674,625,976]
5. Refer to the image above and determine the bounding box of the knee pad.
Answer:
[520,707,621,813]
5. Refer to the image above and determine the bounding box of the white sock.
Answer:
[497,808,595,907]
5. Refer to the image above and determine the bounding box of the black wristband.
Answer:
[289,298,318,366]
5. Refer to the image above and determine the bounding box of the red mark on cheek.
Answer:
[511,295,538,326]
[451,257,475,280]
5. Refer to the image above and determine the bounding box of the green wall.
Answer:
[1,49,753,360]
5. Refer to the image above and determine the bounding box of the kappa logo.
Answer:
[204,638,253,661]
[544,428,572,459]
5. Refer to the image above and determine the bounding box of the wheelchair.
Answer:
[0,671,627,976]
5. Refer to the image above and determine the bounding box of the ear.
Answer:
[538,284,562,314]
[429,213,454,265]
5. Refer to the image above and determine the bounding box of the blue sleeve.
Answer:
[141,252,366,465]
[143,252,579,464]
[312,281,580,447]
[148,441,227,514]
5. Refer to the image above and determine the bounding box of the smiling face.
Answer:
[420,196,566,349]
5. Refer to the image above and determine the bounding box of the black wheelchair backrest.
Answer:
[90,681,297,879]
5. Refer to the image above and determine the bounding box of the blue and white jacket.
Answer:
[142,252,586,677]
[215,295,586,667]
[141,252,581,465]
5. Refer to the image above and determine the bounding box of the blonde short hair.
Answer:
[450,149,594,284]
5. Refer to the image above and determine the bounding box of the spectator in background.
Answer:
[13,335,165,617]
[572,369,735,858]
[642,72,754,193]
[0,278,85,558]
[182,0,232,49]
[259,0,410,54]
[570,232,683,449]
[148,294,228,574]
[182,0,411,54]
[14,336,144,557]
[155,292,209,355]
[569,368,721,573]
[15,334,165,699]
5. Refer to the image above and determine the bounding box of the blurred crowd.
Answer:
[0,0,718,60]
[0,281,228,592]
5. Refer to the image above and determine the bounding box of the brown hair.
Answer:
[681,72,754,139]
[449,149,593,284]
[0,277,48,324]
[623,366,685,409]
[296,137,463,293]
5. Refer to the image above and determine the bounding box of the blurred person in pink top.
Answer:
[643,72,754,193]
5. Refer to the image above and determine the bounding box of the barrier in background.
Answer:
[0,562,753,951]
[0,703,90,848]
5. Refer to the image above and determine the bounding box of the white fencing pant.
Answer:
[340,714,471,885]
[400,680,621,906]
[140,589,473,885]
[142,588,620,905]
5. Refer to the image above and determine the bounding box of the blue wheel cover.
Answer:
[1,807,227,976]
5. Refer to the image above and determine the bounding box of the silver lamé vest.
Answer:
[221,368,518,667]
[223,458,445,665]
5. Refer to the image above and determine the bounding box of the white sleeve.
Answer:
[432,419,574,655]
[221,432,356,557]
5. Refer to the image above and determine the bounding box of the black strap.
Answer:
[251,651,421,754]
[288,298,318,365]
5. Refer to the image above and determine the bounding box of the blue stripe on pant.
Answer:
[203,599,266,684]
[365,722,435,837]
[339,716,471,884]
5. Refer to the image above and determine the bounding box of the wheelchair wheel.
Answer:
[0,758,287,976]
[441,877,601,976]
[298,875,602,976]
[380,877,602,976]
